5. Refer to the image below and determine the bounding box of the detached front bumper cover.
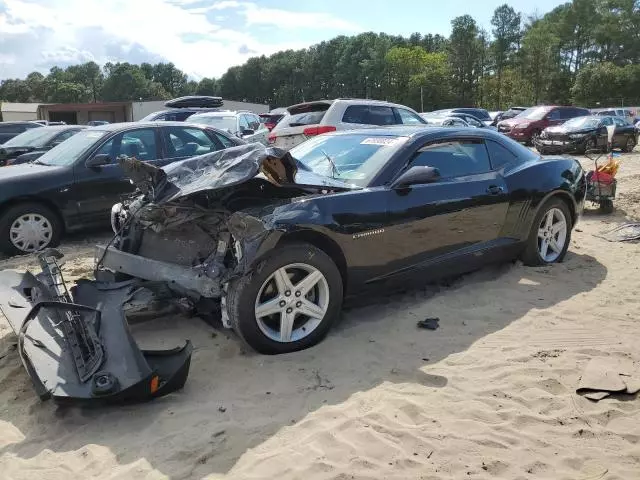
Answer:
[0,249,192,405]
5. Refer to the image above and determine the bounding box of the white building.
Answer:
[1,102,40,121]
[1,99,270,124]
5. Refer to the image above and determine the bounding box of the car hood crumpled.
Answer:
[120,142,355,204]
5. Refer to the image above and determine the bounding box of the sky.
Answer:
[0,0,567,81]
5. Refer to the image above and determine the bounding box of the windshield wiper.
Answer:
[32,159,48,166]
[319,149,339,179]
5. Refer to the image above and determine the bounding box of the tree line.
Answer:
[1,0,639,112]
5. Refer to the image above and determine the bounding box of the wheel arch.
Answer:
[276,229,348,294]
[537,189,577,226]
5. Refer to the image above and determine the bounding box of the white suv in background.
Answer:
[268,98,427,150]
[187,111,270,145]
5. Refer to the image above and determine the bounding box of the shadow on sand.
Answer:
[0,251,607,479]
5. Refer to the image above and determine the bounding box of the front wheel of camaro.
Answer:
[226,242,343,354]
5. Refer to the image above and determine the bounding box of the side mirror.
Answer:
[240,128,255,137]
[392,166,440,188]
[85,154,111,168]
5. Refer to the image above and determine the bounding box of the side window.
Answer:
[247,115,261,130]
[395,108,424,125]
[212,132,235,149]
[95,129,158,162]
[163,126,217,158]
[368,106,398,126]
[485,140,518,169]
[601,117,613,126]
[173,111,195,122]
[465,116,483,127]
[54,130,76,143]
[411,139,491,178]
[613,117,627,127]
[547,109,561,120]
[238,115,250,131]
[342,105,369,124]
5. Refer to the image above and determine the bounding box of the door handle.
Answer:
[486,185,504,195]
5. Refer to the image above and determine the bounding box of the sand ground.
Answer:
[0,152,639,480]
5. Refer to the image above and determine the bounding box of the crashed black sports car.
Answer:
[0,126,586,403]
[535,115,637,155]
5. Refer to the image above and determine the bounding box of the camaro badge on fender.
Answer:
[353,228,385,239]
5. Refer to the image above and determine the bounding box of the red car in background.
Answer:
[259,110,286,131]
[497,105,590,145]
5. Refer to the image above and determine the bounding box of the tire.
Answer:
[226,242,343,354]
[0,203,62,256]
[623,136,636,153]
[599,198,614,214]
[582,137,597,154]
[527,130,541,147]
[521,198,573,267]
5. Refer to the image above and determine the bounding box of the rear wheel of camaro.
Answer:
[0,203,62,256]
[227,242,343,354]
[522,198,572,266]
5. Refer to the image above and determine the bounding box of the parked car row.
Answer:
[0,94,635,258]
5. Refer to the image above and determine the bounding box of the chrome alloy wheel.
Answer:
[537,207,568,262]
[254,263,330,343]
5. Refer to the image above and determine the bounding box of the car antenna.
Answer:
[320,149,338,178]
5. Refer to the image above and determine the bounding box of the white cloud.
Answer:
[0,0,356,80]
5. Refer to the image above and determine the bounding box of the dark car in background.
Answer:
[259,111,286,131]
[0,121,244,255]
[497,105,591,145]
[491,106,527,125]
[535,115,637,155]
[0,121,43,144]
[427,108,492,125]
[1,125,87,166]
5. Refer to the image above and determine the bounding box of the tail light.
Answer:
[303,126,337,136]
[268,133,276,144]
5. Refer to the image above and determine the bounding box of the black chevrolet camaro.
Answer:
[103,127,586,354]
[0,126,587,404]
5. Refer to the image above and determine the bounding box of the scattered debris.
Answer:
[218,406,227,413]
[595,223,640,242]
[417,317,440,330]
[532,349,565,361]
[576,358,640,401]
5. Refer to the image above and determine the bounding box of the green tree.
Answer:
[490,4,521,108]
[448,15,483,105]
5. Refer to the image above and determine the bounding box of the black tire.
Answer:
[521,198,573,267]
[527,130,541,147]
[226,242,343,354]
[623,136,636,153]
[582,137,597,154]
[599,198,614,214]
[0,202,62,256]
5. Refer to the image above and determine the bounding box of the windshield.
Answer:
[289,133,408,187]
[563,116,599,129]
[517,106,550,120]
[3,128,57,148]
[36,130,107,166]
[188,115,237,132]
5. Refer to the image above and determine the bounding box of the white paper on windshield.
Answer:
[360,137,401,146]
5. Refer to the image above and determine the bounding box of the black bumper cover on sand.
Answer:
[0,268,192,405]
